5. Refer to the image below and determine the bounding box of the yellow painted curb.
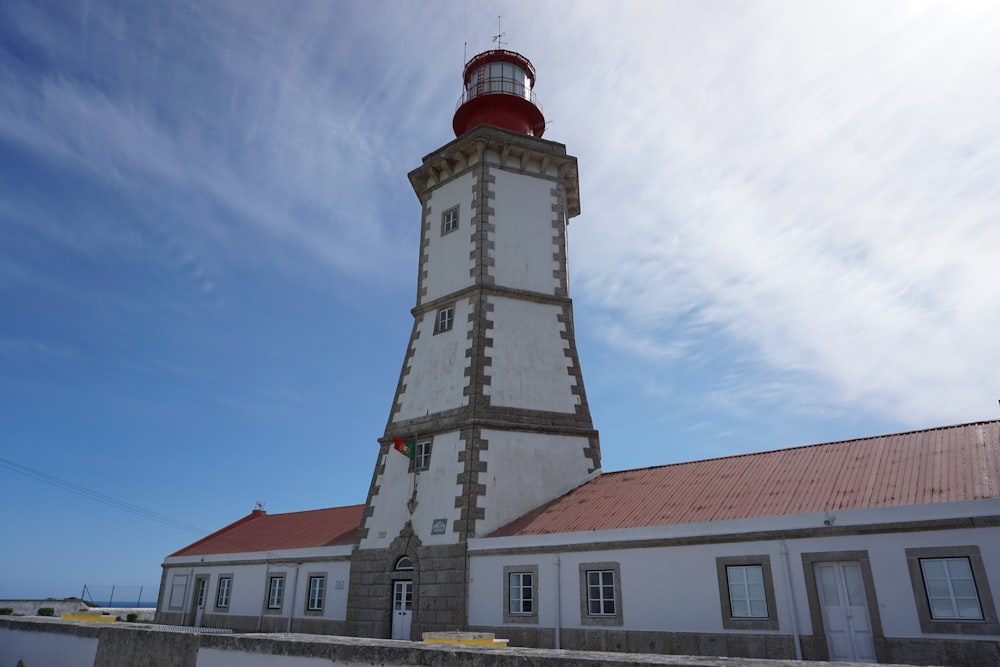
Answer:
[61,613,116,623]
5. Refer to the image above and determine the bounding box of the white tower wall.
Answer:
[490,168,562,294]
[485,296,579,413]
[421,172,476,303]
[391,299,472,421]
[477,430,596,536]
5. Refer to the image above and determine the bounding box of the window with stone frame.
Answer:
[441,206,459,235]
[905,546,999,634]
[306,575,326,612]
[414,440,432,471]
[504,564,539,624]
[215,575,232,609]
[579,561,622,626]
[716,555,780,630]
[267,575,285,610]
[435,305,455,334]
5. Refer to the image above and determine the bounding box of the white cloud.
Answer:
[543,2,1000,425]
[2,0,997,429]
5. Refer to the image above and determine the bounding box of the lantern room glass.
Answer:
[466,61,531,100]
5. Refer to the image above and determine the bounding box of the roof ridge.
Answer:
[259,503,365,518]
[602,419,1000,475]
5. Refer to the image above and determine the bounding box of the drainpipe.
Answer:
[287,563,301,633]
[780,541,803,660]
[554,555,561,650]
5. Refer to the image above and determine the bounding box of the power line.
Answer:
[0,456,207,536]
[0,456,319,559]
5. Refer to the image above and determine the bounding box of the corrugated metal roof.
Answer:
[491,420,1000,537]
[170,505,364,557]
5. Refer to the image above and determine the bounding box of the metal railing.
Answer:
[455,78,542,114]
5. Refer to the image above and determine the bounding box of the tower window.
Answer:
[441,207,459,235]
[414,441,432,471]
[435,306,455,334]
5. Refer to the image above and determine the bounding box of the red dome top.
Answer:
[452,49,545,138]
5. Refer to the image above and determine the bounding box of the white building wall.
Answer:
[467,501,1000,641]
[477,430,594,536]
[161,546,353,623]
[421,172,475,305]
[360,430,467,549]
[391,299,472,421]
[490,169,560,294]
[484,297,577,413]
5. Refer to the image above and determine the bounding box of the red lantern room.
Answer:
[452,49,546,138]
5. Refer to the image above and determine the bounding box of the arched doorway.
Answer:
[391,555,414,640]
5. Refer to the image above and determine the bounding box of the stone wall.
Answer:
[346,539,467,640]
[0,616,927,667]
[0,599,89,617]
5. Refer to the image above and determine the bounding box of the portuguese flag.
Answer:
[392,436,415,459]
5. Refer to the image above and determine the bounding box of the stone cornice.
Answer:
[412,284,573,318]
[408,125,580,219]
[383,404,597,441]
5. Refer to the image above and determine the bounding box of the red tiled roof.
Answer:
[491,421,1000,537]
[170,505,364,557]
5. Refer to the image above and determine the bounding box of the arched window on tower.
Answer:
[395,556,414,571]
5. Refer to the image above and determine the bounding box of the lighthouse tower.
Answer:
[347,48,600,639]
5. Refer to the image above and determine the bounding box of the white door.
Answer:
[815,562,876,662]
[391,580,413,640]
[192,577,208,627]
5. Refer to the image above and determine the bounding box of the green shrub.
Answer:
[126,613,138,623]
[37,607,56,617]
[0,608,13,615]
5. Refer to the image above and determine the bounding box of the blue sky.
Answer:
[2,1,999,602]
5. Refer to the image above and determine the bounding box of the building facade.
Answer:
[156,49,1000,665]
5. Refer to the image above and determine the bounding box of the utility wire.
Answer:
[0,456,328,560]
[0,456,207,536]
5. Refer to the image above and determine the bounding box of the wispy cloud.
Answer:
[0,2,464,286]
[2,0,997,431]
[539,2,1000,425]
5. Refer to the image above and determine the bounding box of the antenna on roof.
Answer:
[255,500,265,511]
[492,15,506,48]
